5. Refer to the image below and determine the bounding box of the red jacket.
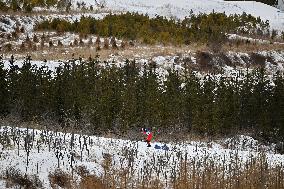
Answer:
[143,131,153,141]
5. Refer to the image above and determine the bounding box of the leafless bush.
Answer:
[4,43,12,52]
[33,35,39,43]
[111,37,118,49]
[250,52,266,66]
[196,51,213,70]
[49,169,72,189]
[75,166,90,177]
[3,167,42,189]
[80,175,109,189]
[104,38,109,49]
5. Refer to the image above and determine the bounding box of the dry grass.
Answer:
[79,175,109,189]
[4,40,283,65]
[72,151,284,189]
[2,167,42,189]
[0,124,283,189]
[9,44,195,61]
[49,169,73,189]
[223,42,284,53]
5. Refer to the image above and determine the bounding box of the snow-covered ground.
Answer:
[0,126,283,188]
[79,0,284,30]
[0,13,106,34]
[0,0,283,34]
[1,49,284,79]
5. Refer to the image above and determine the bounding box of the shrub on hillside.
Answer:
[35,12,270,45]
[49,169,72,188]
[4,167,42,189]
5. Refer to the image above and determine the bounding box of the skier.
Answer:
[141,128,153,147]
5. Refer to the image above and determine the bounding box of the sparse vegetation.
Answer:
[49,169,72,188]
[0,0,73,12]
[3,167,42,189]
[0,126,283,189]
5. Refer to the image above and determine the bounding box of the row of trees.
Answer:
[0,0,72,12]
[0,55,283,142]
[36,12,270,45]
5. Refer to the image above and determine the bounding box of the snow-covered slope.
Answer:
[0,126,283,188]
[79,0,284,30]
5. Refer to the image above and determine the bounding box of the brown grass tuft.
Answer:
[49,169,72,189]
[80,175,109,189]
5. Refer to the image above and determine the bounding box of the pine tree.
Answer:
[0,56,9,115]
[10,0,21,11]
[271,73,284,141]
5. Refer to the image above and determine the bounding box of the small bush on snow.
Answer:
[3,167,42,189]
[49,169,72,189]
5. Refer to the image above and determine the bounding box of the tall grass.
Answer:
[78,151,283,189]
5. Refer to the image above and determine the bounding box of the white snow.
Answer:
[1,50,284,79]
[0,0,283,34]
[0,126,283,188]
[79,0,284,30]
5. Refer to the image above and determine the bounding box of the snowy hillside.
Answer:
[0,126,283,188]
[77,0,284,30]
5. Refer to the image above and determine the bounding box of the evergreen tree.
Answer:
[0,56,9,116]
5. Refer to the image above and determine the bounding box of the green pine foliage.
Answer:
[0,56,284,142]
[0,0,9,11]
[0,0,69,12]
[0,56,9,116]
[35,12,269,45]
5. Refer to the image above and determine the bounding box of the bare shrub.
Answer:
[20,27,25,33]
[4,43,12,52]
[196,51,213,70]
[218,52,233,67]
[110,37,118,49]
[104,38,109,49]
[41,34,46,42]
[129,40,135,46]
[58,40,63,47]
[74,39,78,46]
[3,167,42,189]
[49,41,53,48]
[80,175,108,189]
[40,40,45,49]
[33,35,39,43]
[87,38,93,46]
[49,169,72,189]
[95,36,101,46]
[121,40,126,49]
[250,52,266,66]
[208,40,223,53]
[25,35,31,43]
[20,42,26,51]
[75,166,90,178]
[6,34,11,40]
[32,44,37,51]
[79,38,84,46]
[11,31,18,39]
